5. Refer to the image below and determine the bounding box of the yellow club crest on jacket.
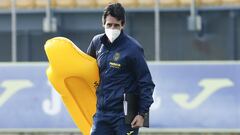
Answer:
[44,37,99,135]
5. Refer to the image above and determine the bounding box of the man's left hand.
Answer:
[131,115,144,128]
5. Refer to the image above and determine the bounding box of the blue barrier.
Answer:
[0,62,239,129]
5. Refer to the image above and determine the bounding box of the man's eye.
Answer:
[114,24,120,28]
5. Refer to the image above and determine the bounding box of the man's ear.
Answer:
[102,22,106,29]
[121,24,125,30]
[121,23,125,29]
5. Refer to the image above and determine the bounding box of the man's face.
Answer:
[103,15,124,30]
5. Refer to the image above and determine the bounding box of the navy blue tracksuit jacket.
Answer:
[87,31,155,116]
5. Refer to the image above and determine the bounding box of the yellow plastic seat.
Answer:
[0,0,11,9]
[221,0,240,5]
[76,0,96,8]
[16,0,35,8]
[138,0,154,7]
[56,0,76,8]
[96,0,117,7]
[44,37,99,135]
[200,0,221,6]
[160,0,179,7]
[179,0,200,7]
[117,0,138,8]
[35,0,56,8]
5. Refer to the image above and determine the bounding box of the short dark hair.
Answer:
[102,3,126,26]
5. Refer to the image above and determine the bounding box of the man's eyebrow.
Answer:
[107,23,119,24]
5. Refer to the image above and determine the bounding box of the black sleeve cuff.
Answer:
[139,112,147,118]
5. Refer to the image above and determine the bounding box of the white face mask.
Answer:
[105,28,121,43]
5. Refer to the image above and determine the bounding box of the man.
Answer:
[87,3,155,135]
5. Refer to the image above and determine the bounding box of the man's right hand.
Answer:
[131,115,144,128]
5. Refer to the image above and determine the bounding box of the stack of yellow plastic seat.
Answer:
[117,0,138,8]
[179,0,200,7]
[96,0,117,7]
[0,0,11,9]
[200,0,221,6]
[221,0,240,6]
[35,0,56,8]
[160,0,179,7]
[55,0,76,8]
[76,0,96,8]
[16,0,35,8]
[44,37,99,135]
[138,0,154,7]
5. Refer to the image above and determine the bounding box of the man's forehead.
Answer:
[105,22,121,25]
[106,16,121,22]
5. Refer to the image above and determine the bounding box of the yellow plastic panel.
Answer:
[44,37,99,135]
[221,0,240,5]
[117,0,138,8]
[56,0,76,8]
[160,0,179,7]
[35,0,56,8]
[0,0,11,9]
[76,0,96,8]
[200,0,221,6]
[16,0,35,8]
[138,0,154,7]
[96,0,117,7]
